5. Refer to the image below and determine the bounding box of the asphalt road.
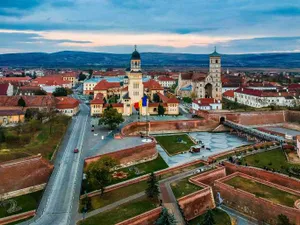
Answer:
[22,103,90,225]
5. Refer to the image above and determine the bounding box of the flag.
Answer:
[142,95,148,107]
[139,99,142,109]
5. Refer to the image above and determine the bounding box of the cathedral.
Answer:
[90,46,179,116]
[176,48,222,100]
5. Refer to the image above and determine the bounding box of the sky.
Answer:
[0,0,300,54]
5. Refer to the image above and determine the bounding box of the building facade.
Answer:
[177,48,222,100]
[90,47,179,116]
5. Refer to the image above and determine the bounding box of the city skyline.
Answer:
[0,0,299,54]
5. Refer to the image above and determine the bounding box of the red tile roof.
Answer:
[193,98,219,106]
[55,97,80,109]
[60,72,79,78]
[0,83,9,95]
[157,76,175,82]
[94,80,121,91]
[90,93,105,104]
[167,97,179,104]
[0,96,56,108]
[0,76,31,83]
[235,88,297,97]
[33,77,72,86]
[223,90,235,98]
[288,84,300,90]
[143,79,163,90]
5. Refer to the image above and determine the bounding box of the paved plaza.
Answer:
[156,132,252,167]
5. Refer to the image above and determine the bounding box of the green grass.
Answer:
[86,154,168,192]
[189,208,231,225]
[78,196,158,225]
[155,134,195,155]
[0,191,43,218]
[171,177,202,198]
[0,115,70,162]
[240,148,300,178]
[225,176,300,207]
[80,181,148,212]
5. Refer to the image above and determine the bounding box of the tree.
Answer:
[99,105,124,130]
[155,207,177,225]
[145,172,159,199]
[0,127,5,143]
[34,89,47,95]
[153,93,160,103]
[86,156,118,195]
[276,214,293,225]
[53,87,68,96]
[190,91,197,100]
[78,72,87,81]
[18,97,26,107]
[88,69,93,79]
[201,209,215,225]
[158,104,165,115]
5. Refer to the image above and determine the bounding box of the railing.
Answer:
[223,120,284,142]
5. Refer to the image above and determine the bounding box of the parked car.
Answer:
[74,148,79,153]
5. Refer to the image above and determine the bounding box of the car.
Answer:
[74,148,79,153]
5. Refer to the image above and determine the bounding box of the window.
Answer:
[216,60,218,63]
[133,83,139,89]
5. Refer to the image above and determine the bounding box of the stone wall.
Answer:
[178,188,215,221]
[214,172,300,225]
[224,162,300,193]
[0,210,35,225]
[190,167,226,186]
[115,207,162,225]
[286,110,300,123]
[84,141,157,168]
[0,183,46,200]
[121,119,218,136]
[0,155,53,194]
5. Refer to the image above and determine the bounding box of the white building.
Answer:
[192,98,222,113]
[233,88,299,108]
[156,76,176,88]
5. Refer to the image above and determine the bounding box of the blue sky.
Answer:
[0,0,299,54]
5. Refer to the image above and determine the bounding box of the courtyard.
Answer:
[156,132,252,166]
[225,175,300,207]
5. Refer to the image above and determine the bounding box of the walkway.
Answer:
[224,121,285,142]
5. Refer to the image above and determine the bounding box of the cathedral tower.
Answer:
[128,45,144,105]
[207,47,222,100]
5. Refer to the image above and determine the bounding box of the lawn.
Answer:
[189,208,231,225]
[80,181,148,212]
[0,190,43,218]
[225,176,300,207]
[0,115,71,162]
[240,148,300,178]
[155,134,195,155]
[86,154,168,192]
[171,177,202,199]
[78,196,158,225]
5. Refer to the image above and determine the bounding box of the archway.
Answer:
[220,117,225,124]
[205,83,212,98]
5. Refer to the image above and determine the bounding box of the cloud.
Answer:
[0,1,300,53]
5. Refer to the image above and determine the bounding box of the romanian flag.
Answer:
[142,95,148,107]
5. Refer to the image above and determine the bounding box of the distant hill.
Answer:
[0,51,300,68]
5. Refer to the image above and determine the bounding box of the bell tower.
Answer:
[128,45,144,105]
[208,47,222,100]
[131,45,141,72]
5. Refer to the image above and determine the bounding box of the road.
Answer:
[22,102,90,225]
